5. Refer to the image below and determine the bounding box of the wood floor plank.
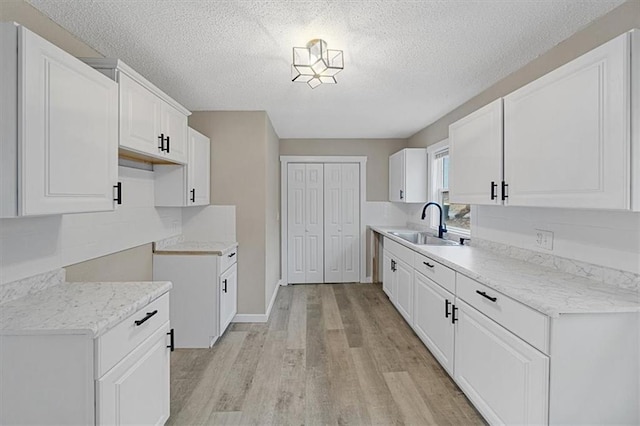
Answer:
[384,371,438,425]
[205,411,243,425]
[269,285,293,332]
[212,325,268,412]
[350,346,402,425]
[286,285,307,350]
[272,348,306,426]
[320,285,344,330]
[325,328,371,424]
[332,284,363,348]
[238,330,288,425]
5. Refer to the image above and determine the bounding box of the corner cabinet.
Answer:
[449,30,639,211]
[0,292,172,425]
[389,148,427,203]
[153,246,238,348]
[155,128,211,206]
[82,58,190,165]
[0,23,119,217]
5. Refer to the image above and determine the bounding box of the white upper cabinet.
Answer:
[154,127,210,207]
[388,148,427,203]
[449,30,638,211]
[0,23,118,218]
[504,32,631,209]
[449,99,503,205]
[82,58,190,165]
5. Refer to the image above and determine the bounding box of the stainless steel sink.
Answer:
[389,231,460,246]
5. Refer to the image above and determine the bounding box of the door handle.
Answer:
[223,279,228,293]
[490,181,497,200]
[167,328,175,351]
[451,305,458,324]
[158,133,165,151]
[445,299,451,318]
[400,189,404,200]
[190,188,196,203]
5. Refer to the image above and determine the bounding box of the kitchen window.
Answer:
[427,139,471,236]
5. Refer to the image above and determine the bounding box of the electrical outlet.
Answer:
[535,229,554,251]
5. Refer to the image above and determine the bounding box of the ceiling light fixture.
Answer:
[291,39,344,89]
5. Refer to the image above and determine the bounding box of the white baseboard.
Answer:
[362,276,373,283]
[232,279,282,323]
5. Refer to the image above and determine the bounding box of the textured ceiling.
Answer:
[26,0,625,138]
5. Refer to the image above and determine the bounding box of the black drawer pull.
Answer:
[423,261,435,268]
[223,279,228,293]
[476,290,497,302]
[134,310,158,326]
[167,328,175,351]
[113,182,122,205]
[190,188,196,203]
[445,299,451,318]
[228,252,236,258]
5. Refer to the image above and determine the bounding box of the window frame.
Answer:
[426,139,471,238]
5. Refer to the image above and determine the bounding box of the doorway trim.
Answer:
[280,155,367,285]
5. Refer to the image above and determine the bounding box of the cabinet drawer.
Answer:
[384,237,414,265]
[96,293,170,377]
[414,253,456,294]
[220,247,238,272]
[456,274,549,353]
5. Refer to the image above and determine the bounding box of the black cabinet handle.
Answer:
[134,310,158,326]
[451,305,458,324]
[167,328,175,352]
[228,252,236,258]
[113,182,122,205]
[501,181,509,201]
[476,290,497,302]
[223,279,228,293]
[490,181,497,200]
[400,189,404,200]
[158,133,165,151]
[190,188,196,203]
[166,135,170,153]
[423,261,435,268]
[445,299,451,318]
[391,259,396,272]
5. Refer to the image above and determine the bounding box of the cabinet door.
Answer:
[162,102,188,164]
[394,258,413,324]
[20,26,118,216]
[324,163,360,283]
[388,150,404,202]
[382,251,395,300]
[449,99,503,205]
[219,263,238,336]
[97,323,170,426]
[504,33,630,209]
[454,300,549,425]
[187,128,211,206]
[119,72,163,157]
[413,272,455,375]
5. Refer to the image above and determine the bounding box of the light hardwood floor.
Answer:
[168,283,484,425]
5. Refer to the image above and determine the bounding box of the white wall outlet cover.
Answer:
[534,229,554,250]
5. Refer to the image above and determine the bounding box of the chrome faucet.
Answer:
[421,202,447,239]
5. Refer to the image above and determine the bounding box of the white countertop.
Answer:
[0,281,172,337]
[153,241,238,255]
[371,226,640,317]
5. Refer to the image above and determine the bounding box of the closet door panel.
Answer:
[305,164,324,283]
[287,164,307,283]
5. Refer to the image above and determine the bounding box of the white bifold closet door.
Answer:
[324,164,360,283]
[287,164,324,283]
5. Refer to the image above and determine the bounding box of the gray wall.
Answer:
[280,138,408,201]
[409,0,640,148]
[190,111,280,316]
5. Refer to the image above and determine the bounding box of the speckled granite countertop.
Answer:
[0,281,172,337]
[153,241,238,256]
[371,226,640,318]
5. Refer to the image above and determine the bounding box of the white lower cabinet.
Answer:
[153,247,238,348]
[0,293,172,425]
[454,299,549,425]
[219,262,238,335]
[97,323,170,425]
[382,251,394,300]
[394,259,413,323]
[412,272,455,375]
[382,238,414,324]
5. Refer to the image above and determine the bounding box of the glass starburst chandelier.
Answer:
[291,39,344,89]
